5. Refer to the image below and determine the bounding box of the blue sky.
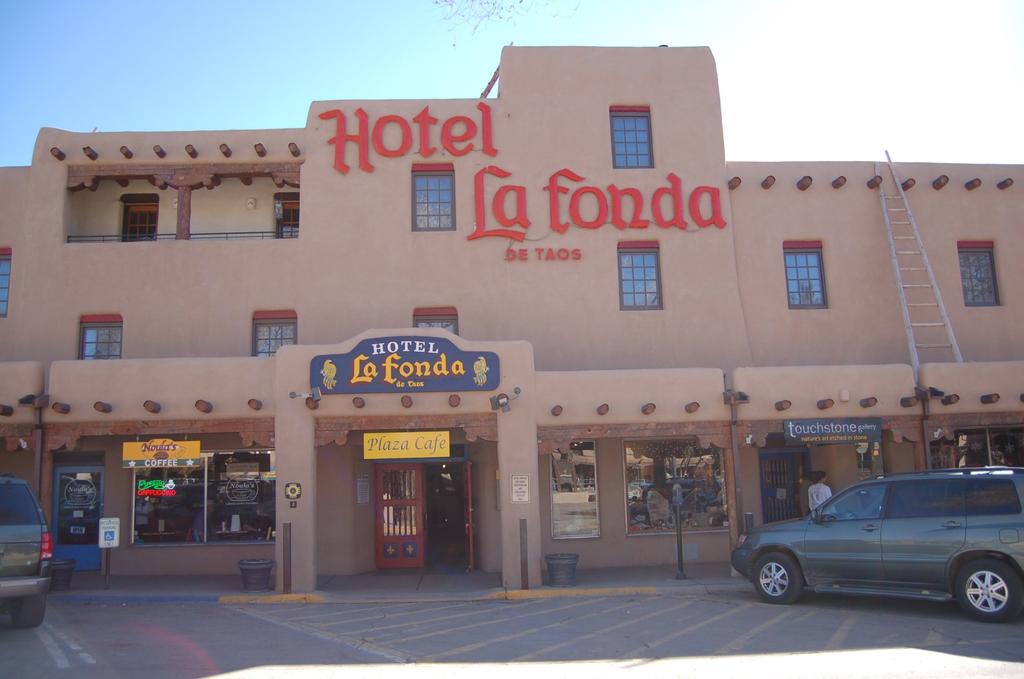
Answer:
[0,0,1021,167]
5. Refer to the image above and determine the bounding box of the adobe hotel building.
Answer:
[1,46,1022,592]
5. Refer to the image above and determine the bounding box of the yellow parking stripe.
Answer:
[622,602,750,656]
[714,608,796,654]
[424,597,644,661]
[385,597,600,645]
[515,598,696,661]
[320,599,543,633]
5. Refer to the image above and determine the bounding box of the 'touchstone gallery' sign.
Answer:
[312,336,500,394]
[784,418,883,445]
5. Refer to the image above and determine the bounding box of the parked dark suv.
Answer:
[731,468,1024,622]
[0,474,52,627]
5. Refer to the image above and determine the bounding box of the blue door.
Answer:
[52,465,104,570]
[758,448,811,523]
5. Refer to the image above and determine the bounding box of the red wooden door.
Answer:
[463,460,475,571]
[375,463,426,569]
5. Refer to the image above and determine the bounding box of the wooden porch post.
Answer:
[175,186,192,240]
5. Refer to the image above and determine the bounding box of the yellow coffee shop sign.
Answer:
[363,432,450,460]
[122,439,202,468]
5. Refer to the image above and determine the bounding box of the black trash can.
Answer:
[50,558,76,591]
[238,558,274,592]
[544,553,579,587]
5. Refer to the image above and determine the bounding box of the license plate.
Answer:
[70,526,86,535]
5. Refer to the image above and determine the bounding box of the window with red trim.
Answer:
[610,107,653,169]
[252,311,297,356]
[80,316,123,360]
[784,244,827,309]
[0,248,10,317]
[618,245,662,310]
[413,307,458,334]
[274,192,300,239]
[412,164,455,231]
[958,244,999,306]
[121,194,159,242]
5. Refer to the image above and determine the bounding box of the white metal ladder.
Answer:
[877,151,963,374]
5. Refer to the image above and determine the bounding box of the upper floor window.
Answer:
[274,193,300,239]
[610,106,653,169]
[412,164,455,231]
[783,241,827,309]
[413,306,458,335]
[121,194,159,242]
[958,241,999,306]
[80,314,123,360]
[252,310,297,356]
[0,248,10,317]
[618,242,661,310]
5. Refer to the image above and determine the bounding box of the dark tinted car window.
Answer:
[820,484,886,521]
[966,479,1022,516]
[0,484,42,526]
[887,480,964,519]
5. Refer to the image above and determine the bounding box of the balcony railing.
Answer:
[67,230,298,243]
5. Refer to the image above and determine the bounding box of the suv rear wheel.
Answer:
[753,552,804,604]
[956,558,1024,623]
[11,593,46,628]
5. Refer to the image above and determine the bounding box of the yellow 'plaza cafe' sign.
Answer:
[363,432,450,460]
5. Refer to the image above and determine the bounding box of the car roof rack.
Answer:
[875,466,1024,479]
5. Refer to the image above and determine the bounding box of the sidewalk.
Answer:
[50,563,749,606]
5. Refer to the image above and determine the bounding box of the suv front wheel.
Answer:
[753,552,804,604]
[955,558,1024,623]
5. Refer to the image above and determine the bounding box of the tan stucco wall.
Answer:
[0,361,44,423]
[732,364,916,421]
[44,357,275,423]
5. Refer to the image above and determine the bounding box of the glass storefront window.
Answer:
[208,451,276,542]
[550,441,599,539]
[624,439,726,534]
[134,466,205,543]
[131,449,275,545]
[929,428,1023,469]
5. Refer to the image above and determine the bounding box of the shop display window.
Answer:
[131,449,275,545]
[624,439,726,534]
[550,441,599,539]
[928,428,1023,469]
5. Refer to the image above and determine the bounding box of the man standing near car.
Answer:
[807,470,833,512]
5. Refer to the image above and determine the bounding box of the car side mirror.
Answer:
[812,510,835,524]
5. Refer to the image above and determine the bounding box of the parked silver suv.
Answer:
[0,474,52,628]
[731,468,1024,622]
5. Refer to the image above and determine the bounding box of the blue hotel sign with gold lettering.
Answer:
[311,336,500,394]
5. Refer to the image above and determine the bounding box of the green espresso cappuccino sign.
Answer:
[784,418,883,445]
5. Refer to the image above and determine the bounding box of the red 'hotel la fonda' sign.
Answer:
[319,103,726,246]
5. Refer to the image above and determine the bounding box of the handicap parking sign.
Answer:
[98,517,120,548]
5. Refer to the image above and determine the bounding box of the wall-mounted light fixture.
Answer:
[489,387,520,413]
